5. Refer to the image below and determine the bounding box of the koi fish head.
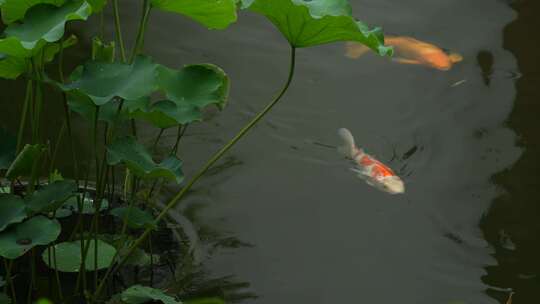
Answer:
[378,176,405,194]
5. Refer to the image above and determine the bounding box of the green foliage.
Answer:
[0,194,27,232]
[127,98,202,129]
[244,0,392,53]
[5,144,45,180]
[184,298,224,304]
[59,194,109,216]
[107,136,184,183]
[0,293,10,304]
[58,56,229,113]
[0,1,91,57]
[0,128,16,170]
[0,0,65,24]
[42,239,117,272]
[120,285,182,304]
[151,0,237,30]
[110,206,156,229]
[0,216,61,259]
[25,180,77,213]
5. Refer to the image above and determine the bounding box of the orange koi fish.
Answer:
[338,128,405,194]
[345,36,463,71]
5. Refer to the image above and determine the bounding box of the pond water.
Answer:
[4,0,540,303]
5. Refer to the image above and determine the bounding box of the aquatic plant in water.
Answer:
[0,0,391,302]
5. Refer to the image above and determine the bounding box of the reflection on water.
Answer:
[480,0,540,303]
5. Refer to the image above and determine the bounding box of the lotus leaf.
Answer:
[121,285,182,304]
[0,194,27,232]
[151,0,237,30]
[42,239,117,272]
[5,144,45,180]
[107,136,184,183]
[0,1,91,57]
[25,180,77,213]
[243,0,392,54]
[127,98,202,129]
[110,206,156,229]
[0,216,61,259]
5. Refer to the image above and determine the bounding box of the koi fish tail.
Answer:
[337,128,358,158]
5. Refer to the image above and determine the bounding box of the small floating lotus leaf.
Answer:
[121,285,182,304]
[0,216,61,259]
[0,128,16,170]
[5,144,45,180]
[157,64,230,110]
[110,206,156,229]
[243,0,392,54]
[151,0,237,30]
[185,298,224,304]
[0,293,9,304]
[126,98,202,129]
[42,239,117,272]
[107,136,184,183]
[0,1,91,57]
[0,194,27,232]
[25,180,77,213]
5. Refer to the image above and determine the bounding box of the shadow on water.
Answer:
[480,0,540,303]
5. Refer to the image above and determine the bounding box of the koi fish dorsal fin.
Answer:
[338,128,357,158]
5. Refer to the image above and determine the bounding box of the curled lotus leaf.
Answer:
[107,136,184,183]
[0,194,27,232]
[0,1,91,57]
[5,144,45,180]
[151,0,237,30]
[42,239,117,272]
[243,0,392,54]
[121,285,182,304]
[0,216,61,259]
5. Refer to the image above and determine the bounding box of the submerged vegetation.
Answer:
[0,0,390,303]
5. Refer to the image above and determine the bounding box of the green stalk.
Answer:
[27,249,36,303]
[95,46,297,299]
[112,0,126,62]
[52,245,63,302]
[16,79,33,153]
[3,259,16,304]
[49,120,66,175]
[129,0,151,64]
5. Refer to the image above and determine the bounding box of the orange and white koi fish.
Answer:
[345,36,463,71]
[338,128,405,194]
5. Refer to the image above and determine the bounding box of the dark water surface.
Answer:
[3,0,539,303]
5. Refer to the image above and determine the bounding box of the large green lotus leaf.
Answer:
[0,1,91,57]
[0,194,27,232]
[60,56,159,106]
[59,57,229,111]
[158,64,230,110]
[126,98,202,129]
[0,35,78,80]
[25,180,77,213]
[0,128,16,170]
[110,206,156,229]
[68,94,127,123]
[5,144,45,180]
[42,239,116,272]
[151,0,237,30]
[107,137,184,183]
[121,285,182,304]
[0,216,61,259]
[0,0,65,24]
[244,0,392,53]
